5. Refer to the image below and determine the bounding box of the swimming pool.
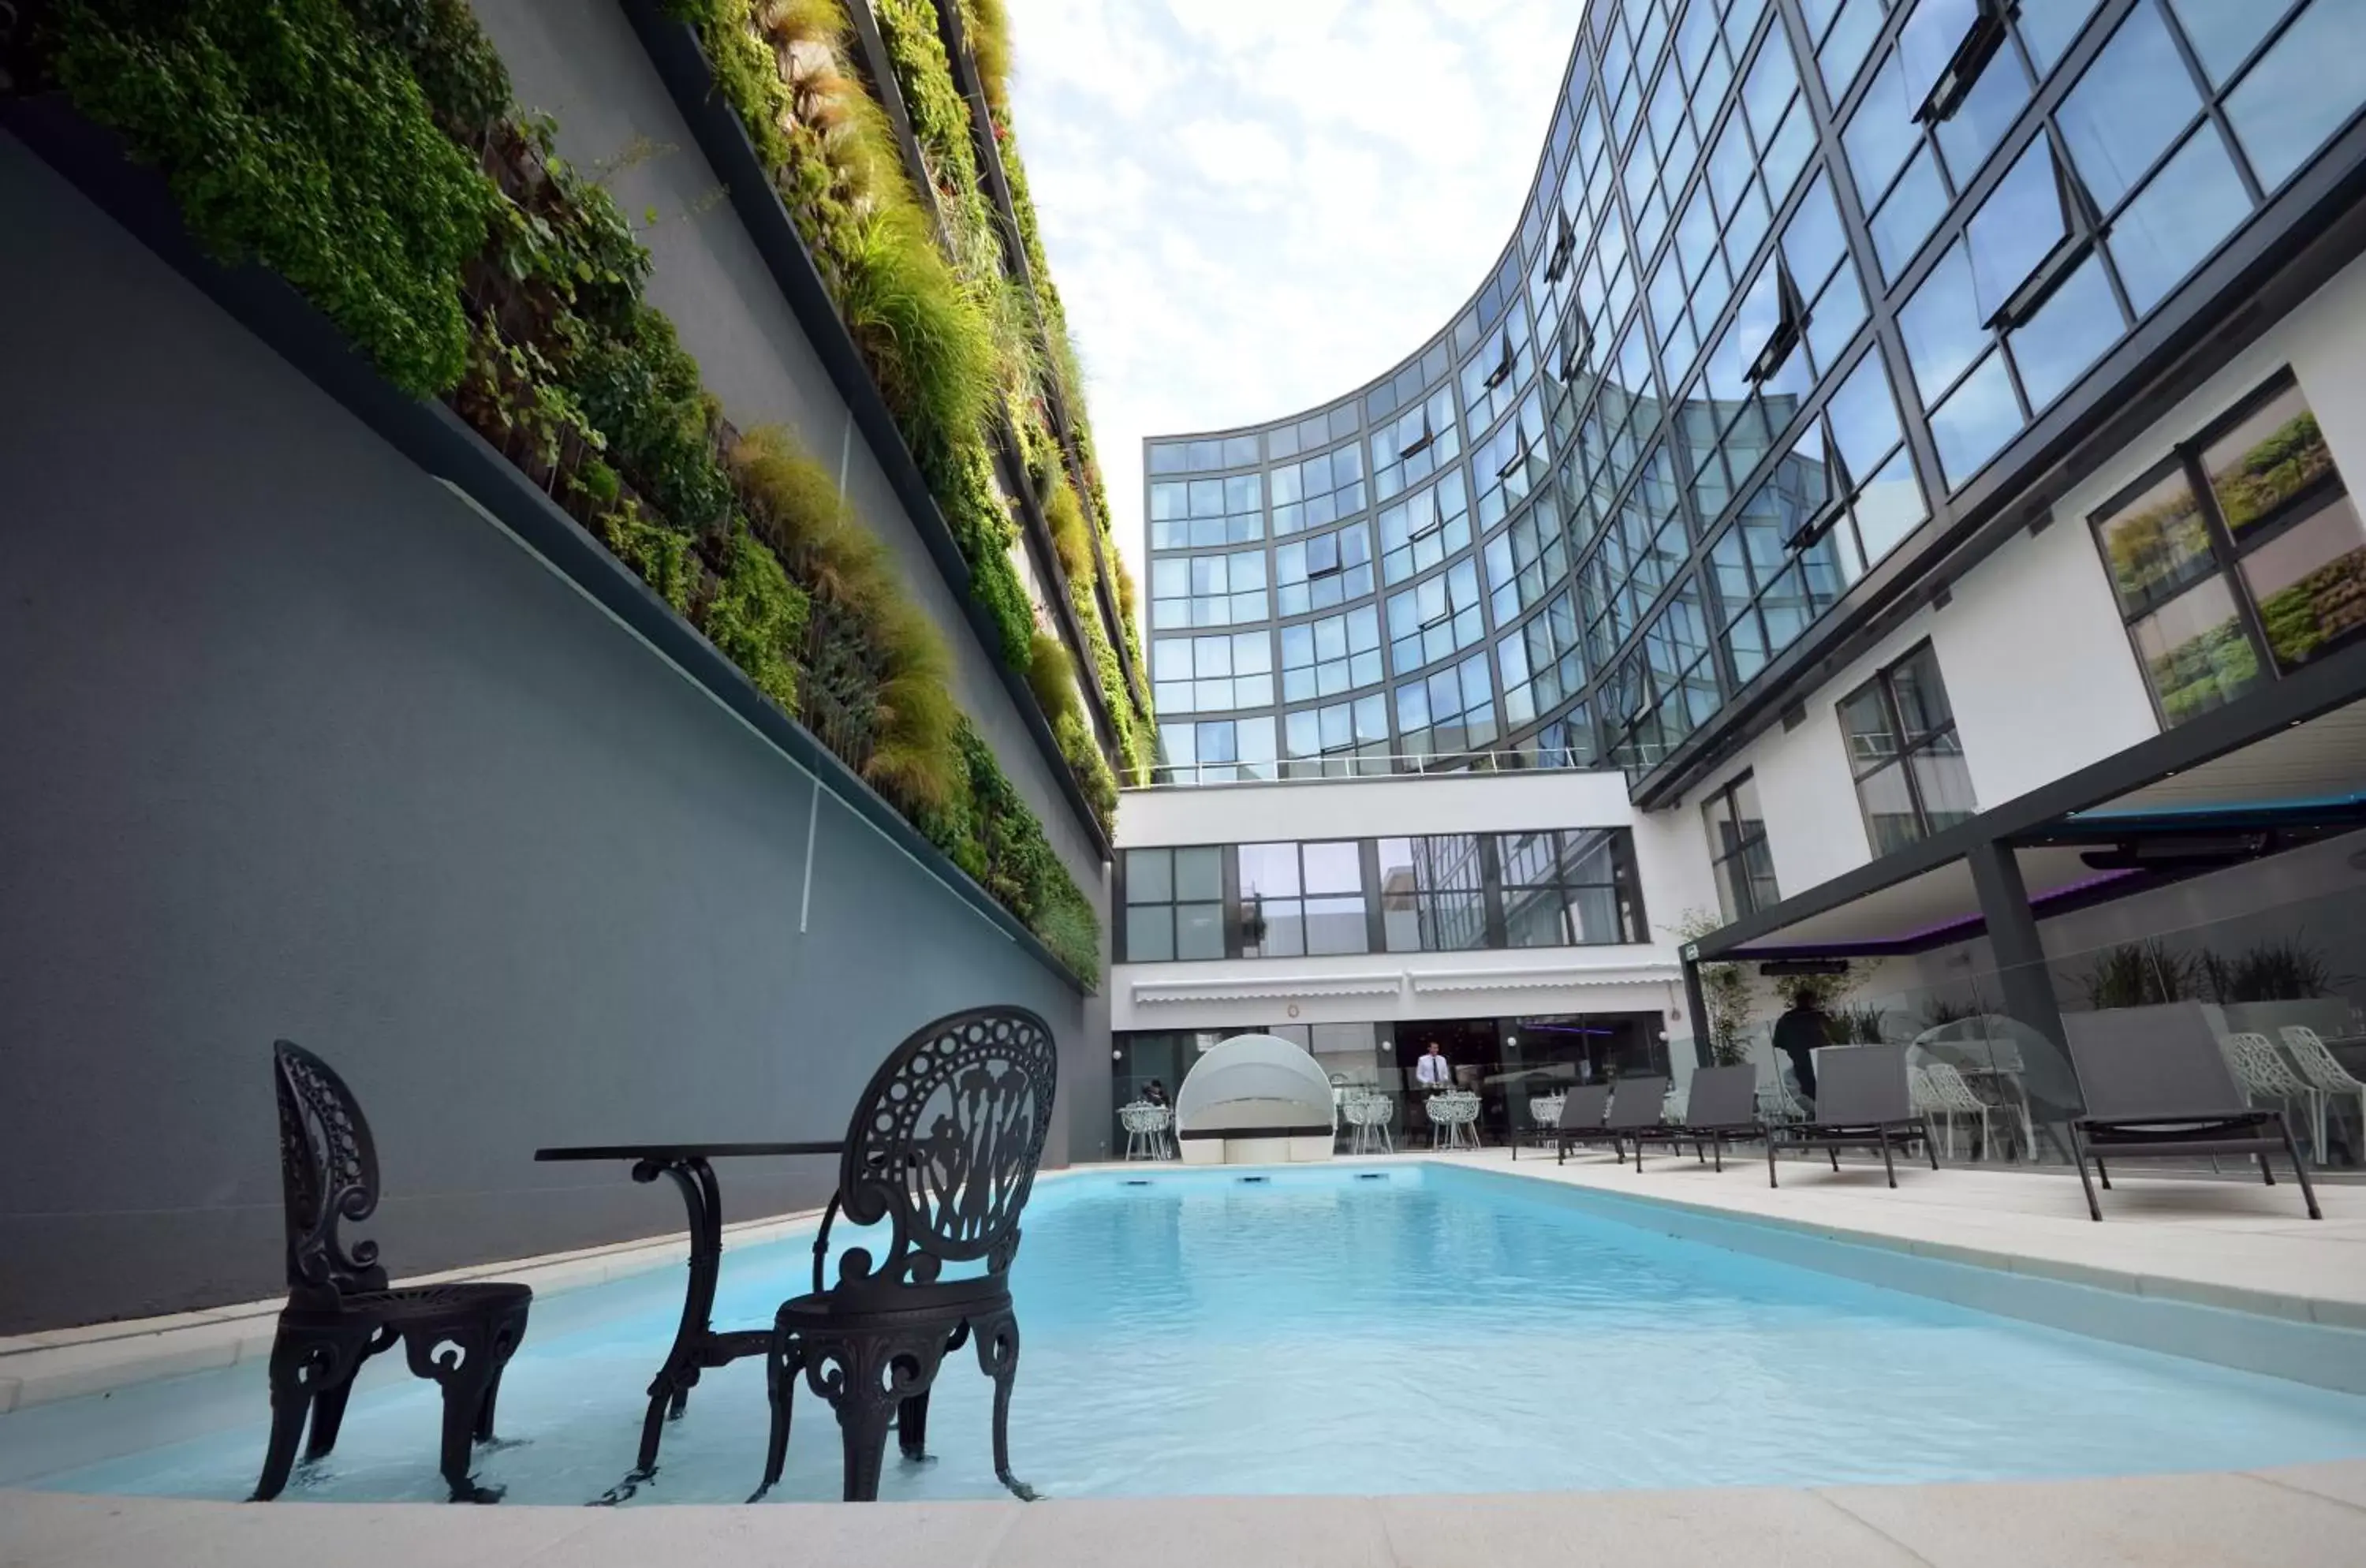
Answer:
[9,1163,2366,1502]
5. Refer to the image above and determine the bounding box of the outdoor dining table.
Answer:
[535,1140,838,1487]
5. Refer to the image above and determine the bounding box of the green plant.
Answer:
[1772,965,1857,1013]
[2199,936,2340,1004]
[1669,911,1755,1067]
[2212,412,2333,531]
[1829,1004,1889,1044]
[1919,997,1985,1029]
[52,0,495,396]
[699,521,809,712]
[2081,939,2198,1009]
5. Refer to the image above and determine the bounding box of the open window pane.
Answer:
[1966,137,2073,323]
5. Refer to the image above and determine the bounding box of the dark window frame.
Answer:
[1836,639,1976,853]
[1702,770,1779,921]
[2088,368,2360,729]
[1117,845,1228,963]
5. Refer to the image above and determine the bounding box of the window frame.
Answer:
[1835,639,1976,853]
[2087,368,2360,728]
[1702,770,1779,922]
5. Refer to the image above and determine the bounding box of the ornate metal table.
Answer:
[535,1140,838,1491]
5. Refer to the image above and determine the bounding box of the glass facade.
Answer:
[1144,0,2366,791]
[1114,831,1648,963]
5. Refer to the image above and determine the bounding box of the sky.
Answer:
[1000,0,1582,591]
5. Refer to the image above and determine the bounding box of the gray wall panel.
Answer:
[0,130,1093,1333]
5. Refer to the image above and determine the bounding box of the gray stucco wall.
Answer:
[0,119,1105,1332]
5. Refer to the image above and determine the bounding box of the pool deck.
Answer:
[1435,1144,2366,1327]
[6,1154,2366,1564]
[7,1462,2366,1566]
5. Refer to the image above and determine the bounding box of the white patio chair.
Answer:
[1119,1101,1174,1161]
[1344,1092,1395,1155]
[1427,1091,1481,1151]
[2222,1032,2327,1163]
[1757,1072,1806,1126]
[1527,1094,1566,1152]
[2280,1026,2366,1166]
[1924,1062,1995,1161]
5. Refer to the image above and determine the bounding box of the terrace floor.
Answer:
[6,1152,2366,1566]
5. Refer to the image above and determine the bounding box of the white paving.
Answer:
[7,1468,2366,1567]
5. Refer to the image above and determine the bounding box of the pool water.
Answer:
[10,1163,2366,1502]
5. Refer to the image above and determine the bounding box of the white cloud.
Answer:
[1002,0,1576,610]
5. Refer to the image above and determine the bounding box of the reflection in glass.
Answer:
[1929,349,2024,488]
[2203,382,2336,535]
[2224,0,2366,189]
[2130,573,2262,725]
[2238,495,2366,670]
[2010,253,2122,409]
[2107,126,2250,315]
[2095,467,2215,616]
[2057,1,2201,211]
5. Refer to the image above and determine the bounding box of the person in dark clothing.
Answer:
[1772,994,1834,1104]
[1142,1079,1170,1108]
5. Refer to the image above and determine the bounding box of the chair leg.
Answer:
[1880,1136,1898,1189]
[251,1349,314,1503]
[1925,1116,1940,1171]
[973,1312,1036,1502]
[434,1358,502,1503]
[2067,1124,2103,1221]
[1828,1147,1841,1172]
[2275,1112,2323,1221]
[2096,1157,2110,1189]
[898,1389,931,1462]
[304,1373,357,1462]
[837,1394,896,1503]
[751,1333,797,1502]
[2259,1150,2277,1186]
[1767,1137,1780,1189]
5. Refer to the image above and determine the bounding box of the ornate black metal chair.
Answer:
[751,1006,1057,1503]
[252,1041,532,1503]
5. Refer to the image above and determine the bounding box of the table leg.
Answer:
[628,1155,725,1480]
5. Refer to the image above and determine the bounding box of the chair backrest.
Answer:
[1528,1093,1566,1128]
[2061,1002,2247,1121]
[1558,1083,1610,1129]
[2223,1032,2306,1096]
[1681,1064,1757,1126]
[1605,1074,1671,1129]
[271,1041,389,1300]
[1908,1063,1940,1110]
[1924,1061,1984,1111]
[1812,1043,1913,1125]
[2283,1026,2365,1093]
[828,1006,1058,1293]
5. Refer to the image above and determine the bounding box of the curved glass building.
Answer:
[1144,0,2366,805]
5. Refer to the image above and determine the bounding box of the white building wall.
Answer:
[1690,250,2366,905]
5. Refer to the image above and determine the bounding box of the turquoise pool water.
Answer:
[9,1164,2366,1502]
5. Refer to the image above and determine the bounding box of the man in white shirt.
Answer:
[1414,1042,1453,1089]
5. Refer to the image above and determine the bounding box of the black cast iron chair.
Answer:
[252,1042,532,1503]
[752,1006,1058,1503]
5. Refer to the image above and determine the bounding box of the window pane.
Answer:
[1967,138,2071,323]
[1909,739,1978,832]
[2010,252,2122,409]
[2107,126,2251,315]
[2095,467,2216,618]
[1246,898,1305,958]
[1424,892,1489,951]
[1857,763,1925,853]
[1304,896,1370,955]
[1176,903,1225,961]
[1503,885,1569,947]
[1929,350,2025,488]
[1838,684,1901,775]
[1901,244,1989,403]
[2203,382,2337,536]
[1125,849,1171,905]
[2224,0,2366,189]
[1852,450,1930,563]
[1237,842,1301,898]
[1301,841,1364,894]
[2167,0,2288,86]
[1890,647,1956,738]
[1568,884,1624,944]
[1870,147,1950,279]
[1175,846,1223,902]
[2020,0,2104,73]
[2058,1,2203,211]
[2130,573,2264,725]
[1125,905,1174,962]
[2238,495,2366,670]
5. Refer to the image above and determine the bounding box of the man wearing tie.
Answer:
[1414,1041,1454,1090]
